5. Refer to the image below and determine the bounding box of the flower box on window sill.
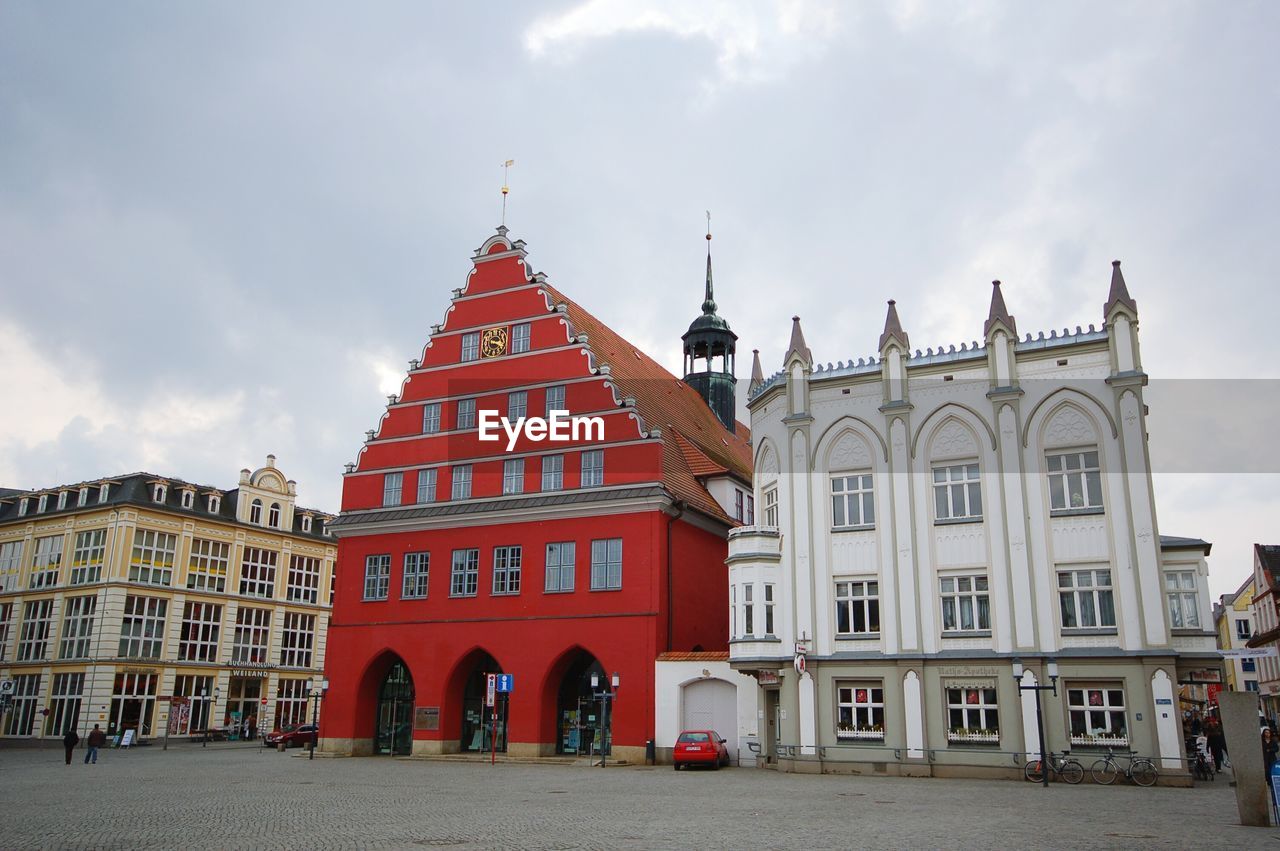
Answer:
[947,729,1000,744]
[1070,733,1129,748]
[836,728,885,741]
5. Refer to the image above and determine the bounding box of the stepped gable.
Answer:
[543,284,751,524]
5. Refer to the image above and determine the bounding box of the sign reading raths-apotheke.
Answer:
[414,706,440,731]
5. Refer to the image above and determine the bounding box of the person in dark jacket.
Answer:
[62,728,80,765]
[1263,728,1279,790]
[1206,718,1227,772]
[85,724,107,764]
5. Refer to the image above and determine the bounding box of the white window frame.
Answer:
[450,548,480,597]
[835,579,880,635]
[503,458,525,495]
[3,674,41,736]
[152,483,166,503]
[940,574,991,632]
[417,468,437,503]
[268,502,281,528]
[511,322,531,354]
[30,534,64,589]
[231,606,271,664]
[70,529,106,585]
[422,402,442,434]
[492,545,522,595]
[58,595,97,659]
[279,612,316,668]
[945,686,1000,741]
[763,486,778,528]
[1237,619,1253,641]
[37,494,48,512]
[508,390,528,421]
[545,384,566,417]
[456,398,477,430]
[0,541,19,594]
[742,584,755,636]
[1058,568,1116,630]
[544,542,575,593]
[97,484,110,504]
[734,489,744,521]
[581,450,604,488]
[301,514,312,533]
[130,529,176,586]
[208,494,220,513]
[17,599,53,661]
[178,601,222,662]
[746,494,755,525]
[451,465,473,500]
[402,551,430,599]
[180,489,195,510]
[932,463,982,522]
[275,678,310,729]
[45,672,84,737]
[77,487,89,507]
[287,554,321,604]
[239,547,278,598]
[1067,684,1128,746]
[0,601,12,659]
[188,538,230,593]
[1047,449,1104,513]
[383,472,404,507]
[363,554,391,600]
[1165,571,1201,629]
[764,583,775,635]
[118,595,167,659]
[460,332,480,362]
[589,538,622,591]
[250,499,263,524]
[831,473,875,529]
[836,683,885,739]
[541,455,564,492]
[57,490,68,510]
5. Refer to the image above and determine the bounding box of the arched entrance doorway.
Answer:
[555,653,606,755]
[459,651,506,753]
[375,661,414,755]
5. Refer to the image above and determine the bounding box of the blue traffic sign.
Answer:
[496,674,514,693]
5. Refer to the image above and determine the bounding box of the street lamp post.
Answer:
[590,672,620,767]
[308,678,328,761]
[1012,658,1060,788]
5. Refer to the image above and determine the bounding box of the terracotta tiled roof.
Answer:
[544,285,752,524]
[656,651,730,662]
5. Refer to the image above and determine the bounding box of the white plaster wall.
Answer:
[654,660,759,764]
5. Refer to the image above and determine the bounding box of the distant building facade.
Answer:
[0,457,335,743]
[1248,544,1280,720]
[730,264,1217,779]
[1215,575,1258,693]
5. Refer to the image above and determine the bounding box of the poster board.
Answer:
[120,729,135,748]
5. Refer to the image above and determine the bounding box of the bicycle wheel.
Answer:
[1024,760,1045,783]
[1060,759,1085,785]
[1091,758,1118,785]
[1130,759,1158,787]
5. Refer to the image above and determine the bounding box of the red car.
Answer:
[673,730,730,770]
[264,723,319,748]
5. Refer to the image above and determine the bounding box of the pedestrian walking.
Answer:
[1263,728,1278,792]
[84,724,106,764]
[62,728,80,765]
[1207,718,1227,772]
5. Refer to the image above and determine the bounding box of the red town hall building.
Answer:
[321,226,752,760]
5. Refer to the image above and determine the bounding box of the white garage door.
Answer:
[682,679,738,763]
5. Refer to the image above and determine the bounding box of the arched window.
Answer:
[268,503,281,528]
[249,499,263,525]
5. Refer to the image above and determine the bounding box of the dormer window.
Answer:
[250,498,263,524]
[77,487,89,507]
[268,503,281,528]
[180,490,194,509]
[153,484,167,503]
[37,494,48,513]
[208,494,221,513]
[19,497,30,516]
[301,515,312,533]
[57,491,68,510]
[98,483,110,503]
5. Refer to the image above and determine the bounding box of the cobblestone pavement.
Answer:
[1,743,1274,850]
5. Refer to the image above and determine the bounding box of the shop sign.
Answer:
[757,671,780,686]
[122,667,157,675]
[415,707,440,731]
[1181,669,1223,684]
[1222,647,1279,659]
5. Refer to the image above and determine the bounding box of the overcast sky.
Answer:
[2,1,1276,598]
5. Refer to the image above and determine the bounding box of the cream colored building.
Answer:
[1214,575,1257,693]
[0,456,335,743]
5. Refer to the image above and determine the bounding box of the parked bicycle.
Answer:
[1090,748,1158,786]
[1024,750,1084,784]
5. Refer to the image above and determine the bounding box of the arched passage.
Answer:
[374,659,415,756]
[542,647,607,756]
[447,648,506,753]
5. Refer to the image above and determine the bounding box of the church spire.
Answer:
[1103,259,1138,318]
[984,279,1017,338]
[682,213,738,431]
[785,315,812,366]
[749,349,765,394]
[878,299,910,352]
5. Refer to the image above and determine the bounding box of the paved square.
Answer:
[3,743,1274,849]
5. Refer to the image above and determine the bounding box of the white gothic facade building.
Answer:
[729,263,1217,780]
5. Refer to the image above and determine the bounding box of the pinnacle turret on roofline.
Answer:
[785,315,812,366]
[878,299,909,352]
[749,349,765,393]
[984,279,1017,338]
[1104,259,1138,318]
